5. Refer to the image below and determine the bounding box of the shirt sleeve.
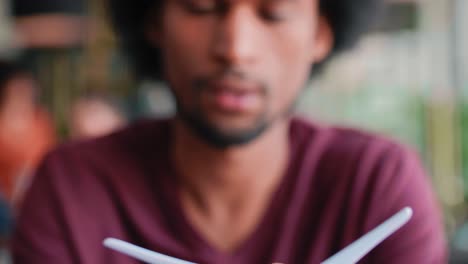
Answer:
[363,144,448,263]
[11,151,76,264]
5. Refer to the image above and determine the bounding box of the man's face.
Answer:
[151,0,330,147]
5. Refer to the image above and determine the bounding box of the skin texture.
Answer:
[146,0,332,253]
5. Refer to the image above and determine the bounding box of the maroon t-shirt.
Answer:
[12,118,447,263]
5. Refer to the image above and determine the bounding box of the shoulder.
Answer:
[49,118,169,163]
[289,118,446,261]
[35,118,171,188]
[290,117,413,165]
[289,117,427,208]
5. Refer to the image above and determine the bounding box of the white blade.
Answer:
[321,207,413,264]
[103,238,196,264]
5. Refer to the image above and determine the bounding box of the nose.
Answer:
[212,6,260,66]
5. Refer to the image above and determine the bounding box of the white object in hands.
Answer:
[103,238,196,264]
[321,207,413,264]
[103,207,412,264]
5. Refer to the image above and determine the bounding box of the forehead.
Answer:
[159,0,321,15]
[164,0,318,6]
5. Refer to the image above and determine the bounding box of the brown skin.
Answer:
[148,0,332,253]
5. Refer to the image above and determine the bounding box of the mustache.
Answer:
[193,68,268,94]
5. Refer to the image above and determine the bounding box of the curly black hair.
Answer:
[109,0,383,80]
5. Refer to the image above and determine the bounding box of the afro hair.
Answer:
[109,0,384,80]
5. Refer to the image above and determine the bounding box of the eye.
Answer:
[260,1,292,23]
[182,0,219,15]
[260,9,288,22]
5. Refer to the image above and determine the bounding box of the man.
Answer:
[13,0,447,263]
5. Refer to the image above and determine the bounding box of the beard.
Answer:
[170,69,299,149]
[173,92,298,149]
[175,103,272,149]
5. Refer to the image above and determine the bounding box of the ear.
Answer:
[310,16,334,63]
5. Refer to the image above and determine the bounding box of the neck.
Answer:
[171,118,290,207]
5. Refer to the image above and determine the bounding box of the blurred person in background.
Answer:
[13,0,86,48]
[0,60,56,204]
[13,0,447,263]
[69,95,126,140]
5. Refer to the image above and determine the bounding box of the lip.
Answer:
[207,78,263,95]
[202,78,264,113]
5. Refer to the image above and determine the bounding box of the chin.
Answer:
[180,112,271,149]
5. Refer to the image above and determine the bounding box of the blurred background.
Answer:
[0,0,467,262]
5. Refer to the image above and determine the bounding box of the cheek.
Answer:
[161,9,213,100]
[162,26,201,79]
[267,20,315,112]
